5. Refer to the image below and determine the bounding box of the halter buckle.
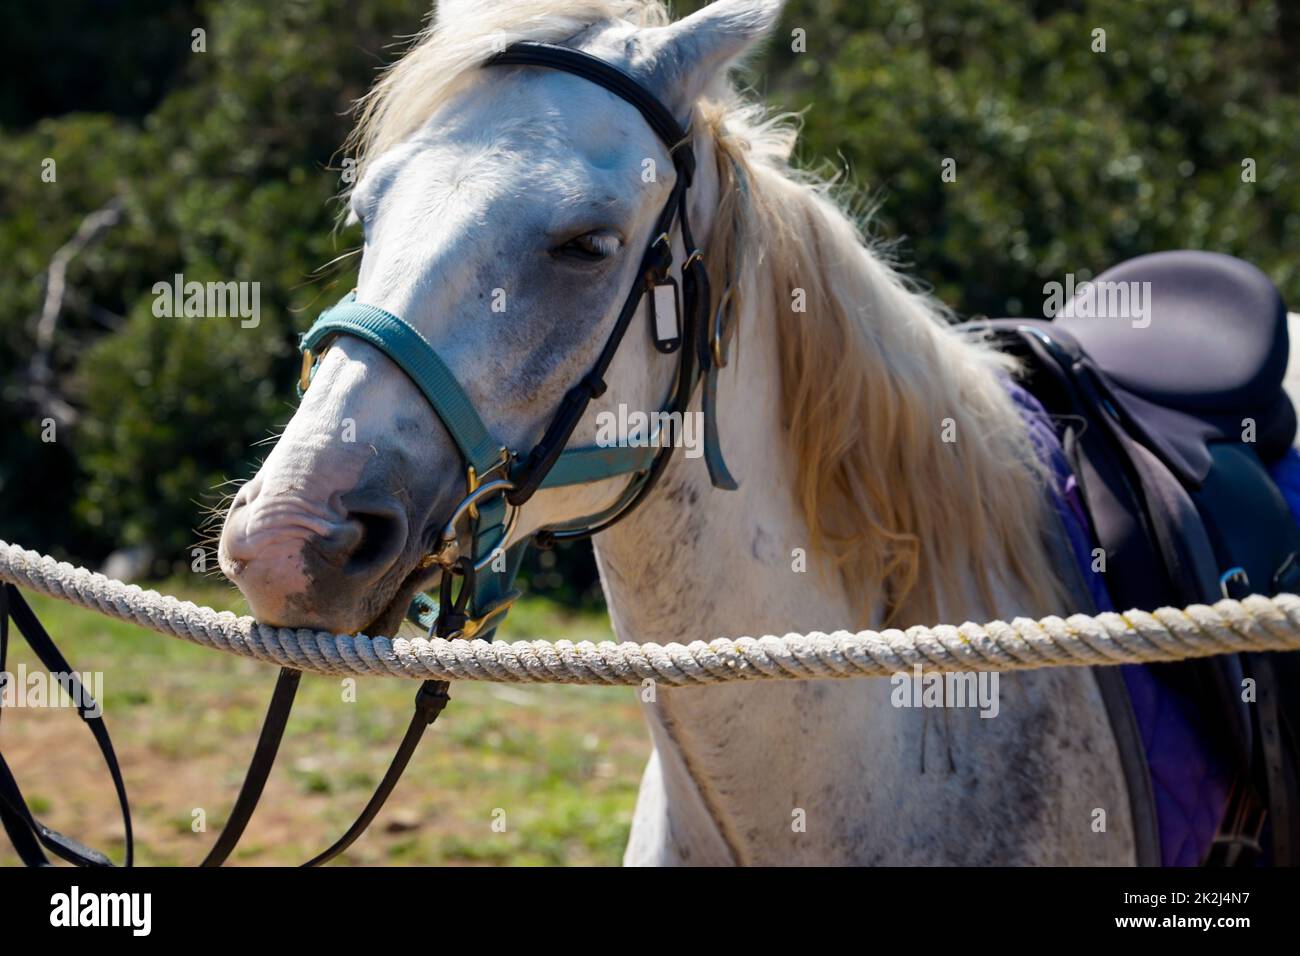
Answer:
[647,232,674,279]
[426,572,518,640]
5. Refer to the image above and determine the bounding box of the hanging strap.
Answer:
[0,583,133,867]
[199,666,302,866]
[0,585,49,867]
[0,584,454,868]
[702,365,738,490]
[199,667,453,867]
[302,679,450,867]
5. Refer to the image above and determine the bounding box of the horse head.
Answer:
[218,0,781,634]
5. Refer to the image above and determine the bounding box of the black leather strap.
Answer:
[0,759,50,866]
[200,666,302,866]
[1250,653,1294,864]
[485,41,703,514]
[0,585,452,868]
[538,185,705,544]
[506,174,692,507]
[302,679,451,867]
[200,673,451,867]
[0,583,133,867]
[0,585,48,867]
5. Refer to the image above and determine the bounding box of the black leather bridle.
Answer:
[0,40,735,867]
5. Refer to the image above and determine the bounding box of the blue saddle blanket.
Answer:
[1009,381,1300,866]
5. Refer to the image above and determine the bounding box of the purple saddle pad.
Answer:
[1009,380,1300,865]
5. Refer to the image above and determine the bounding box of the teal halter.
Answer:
[299,42,738,641]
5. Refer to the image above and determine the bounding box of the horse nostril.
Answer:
[302,501,406,584]
[348,510,404,573]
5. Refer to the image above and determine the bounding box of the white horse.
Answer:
[219,0,1236,864]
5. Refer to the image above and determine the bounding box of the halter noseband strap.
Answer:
[299,41,738,641]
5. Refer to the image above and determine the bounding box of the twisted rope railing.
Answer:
[4,540,1300,686]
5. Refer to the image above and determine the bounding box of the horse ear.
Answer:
[641,0,785,109]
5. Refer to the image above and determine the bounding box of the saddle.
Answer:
[975,250,1300,866]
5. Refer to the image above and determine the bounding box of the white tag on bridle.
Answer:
[648,278,681,354]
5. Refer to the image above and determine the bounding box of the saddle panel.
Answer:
[1057,250,1290,417]
[1192,442,1300,596]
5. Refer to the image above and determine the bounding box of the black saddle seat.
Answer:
[1057,250,1289,415]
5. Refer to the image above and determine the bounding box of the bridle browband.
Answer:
[0,40,742,871]
[301,40,739,641]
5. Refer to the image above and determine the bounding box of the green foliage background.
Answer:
[2,0,1298,588]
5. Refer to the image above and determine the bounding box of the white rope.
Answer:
[3,540,1300,685]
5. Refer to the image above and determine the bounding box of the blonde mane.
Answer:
[348,0,1068,625]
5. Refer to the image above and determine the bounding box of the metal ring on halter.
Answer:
[300,289,359,395]
[424,478,518,571]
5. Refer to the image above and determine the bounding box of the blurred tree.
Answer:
[757,0,1299,315]
[0,0,202,127]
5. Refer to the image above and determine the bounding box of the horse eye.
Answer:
[555,230,621,262]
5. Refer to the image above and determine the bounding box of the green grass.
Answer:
[0,578,645,866]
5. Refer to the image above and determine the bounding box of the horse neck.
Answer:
[593,169,872,862]
[589,136,1130,868]
[591,299,1122,863]
[593,294,856,643]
